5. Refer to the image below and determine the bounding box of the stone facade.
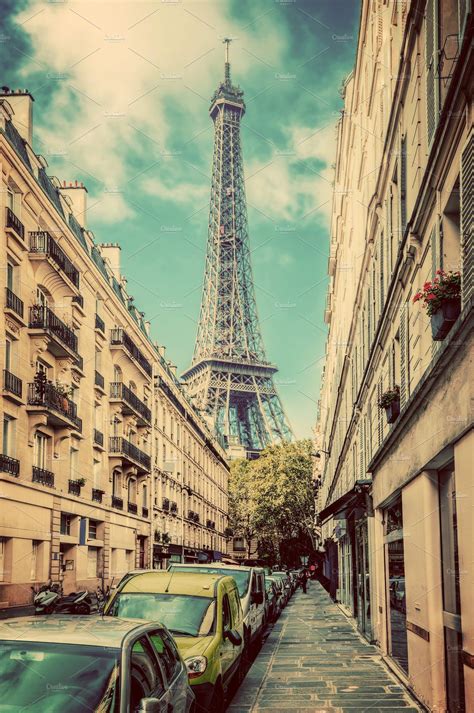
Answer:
[0,88,229,607]
[318,2,473,712]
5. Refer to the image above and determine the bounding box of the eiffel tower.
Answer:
[182,40,293,457]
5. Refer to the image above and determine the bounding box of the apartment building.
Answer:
[0,87,229,607]
[318,2,473,712]
[152,365,229,567]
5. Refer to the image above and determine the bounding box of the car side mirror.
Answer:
[138,697,162,712]
[224,629,242,646]
[251,591,264,605]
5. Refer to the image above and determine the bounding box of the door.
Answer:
[384,496,408,673]
[439,469,465,713]
[355,520,371,639]
[220,592,235,686]
[149,629,188,713]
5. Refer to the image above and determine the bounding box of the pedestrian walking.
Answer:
[300,569,308,593]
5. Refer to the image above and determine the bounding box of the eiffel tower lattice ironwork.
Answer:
[182,40,293,455]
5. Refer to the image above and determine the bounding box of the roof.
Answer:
[0,616,151,648]
[170,563,263,573]
[120,571,228,597]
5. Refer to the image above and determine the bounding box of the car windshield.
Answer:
[109,593,215,636]
[170,566,251,598]
[0,641,118,712]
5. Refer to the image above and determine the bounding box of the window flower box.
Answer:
[413,270,461,341]
[378,386,400,424]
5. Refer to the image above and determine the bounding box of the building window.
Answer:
[60,513,72,536]
[2,415,15,458]
[36,287,49,307]
[34,432,48,469]
[70,447,78,481]
[0,537,11,582]
[87,547,98,578]
[88,519,99,540]
[30,540,40,581]
[233,537,245,552]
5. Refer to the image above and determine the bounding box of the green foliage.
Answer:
[228,439,315,564]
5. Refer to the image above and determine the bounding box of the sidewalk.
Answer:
[228,581,421,713]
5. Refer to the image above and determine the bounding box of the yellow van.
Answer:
[105,571,244,712]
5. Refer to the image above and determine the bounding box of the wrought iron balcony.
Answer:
[29,231,80,288]
[163,498,170,511]
[193,513,200,523]
[0,454,20,476]
[110,382,151,425]
[27,379,82,431]
[95,371,105,389]
[32,466,54,487]
[72,294,84,308]
[93,429,104,447]
[29,305,79,359]
[68,479,82,496]
[110,328,152,377]
[5,287,24,319]
[188,510,195,521]
[206,519,216,529]
[112,495,123,510]
[92,488,104,503]
[142,506,149,518]
[95,313,105,333]
[128,501,138,514]
[170,502,178,514]
[6,207,24,241]
[109,436,151,473]
[3,369,22,399]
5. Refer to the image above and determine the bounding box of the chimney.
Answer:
[0,87,34,145]
[59,180,88,228]
[98,243,121,279]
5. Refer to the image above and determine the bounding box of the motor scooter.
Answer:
[54,589,98,615]
[33,582,61,615]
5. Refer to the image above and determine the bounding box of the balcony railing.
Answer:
[5,287,24,319]
[206,519,216,530]
[110,328,152,376]
[112,495,123,510]
[68,479,82,496]
[110,382,151,424]
[3,369,22,398]
[29,231,80,288]
[92,488,104,503]
[93,429,104,447]
[0,454,20,476]
[95,371,105,389]
[142,506,149,518]
[27,380,81,431]
[6,207,24,240]
[32,466,54,487]
[170,502,178,514]
[95,313,105,333]
[109,436,151,472]
[163,498,170,511]
[128,501,138,514]
[29,305,78,357]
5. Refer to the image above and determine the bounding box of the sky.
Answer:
[1,0,360,438]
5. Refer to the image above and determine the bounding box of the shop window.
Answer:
[384,496,408,673]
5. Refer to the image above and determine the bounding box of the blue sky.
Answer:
[2,0,359,438]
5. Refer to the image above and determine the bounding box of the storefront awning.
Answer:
[318,480,372,523]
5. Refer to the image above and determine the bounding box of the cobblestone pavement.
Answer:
[228,580,421,713]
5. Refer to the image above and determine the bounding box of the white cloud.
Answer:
[13,0,287,222]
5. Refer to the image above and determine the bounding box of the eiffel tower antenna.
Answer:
[182,47,293,457]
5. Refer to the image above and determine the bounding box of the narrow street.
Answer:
[229,582,421,713]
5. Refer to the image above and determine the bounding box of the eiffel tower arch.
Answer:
[182,40,293,457]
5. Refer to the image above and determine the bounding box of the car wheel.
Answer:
[75,603,89,615]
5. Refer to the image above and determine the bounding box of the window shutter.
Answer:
[425,0,439,146]
[400,135,407,237]
[377,380,383,447]
[461,130,474,305]
[399,301,410,408]
[379,231,385,314]
[459,0,468,38]
[358,422,364,478]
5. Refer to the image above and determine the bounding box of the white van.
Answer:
[168,563,266,653]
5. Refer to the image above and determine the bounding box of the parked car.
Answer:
[105,571,244,712]
[264,578,279,623]
[0,615,195,712]
[270,571,292,606]
[168,563,266,655]
[266,576,284,618]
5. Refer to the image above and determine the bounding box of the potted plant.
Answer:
[413,270,461,340]
[55,382,72,412]
[162,532,170,545]
[76,477,86,487]
[378,385,400,424]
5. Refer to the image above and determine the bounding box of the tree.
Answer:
[228,439,315,566]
